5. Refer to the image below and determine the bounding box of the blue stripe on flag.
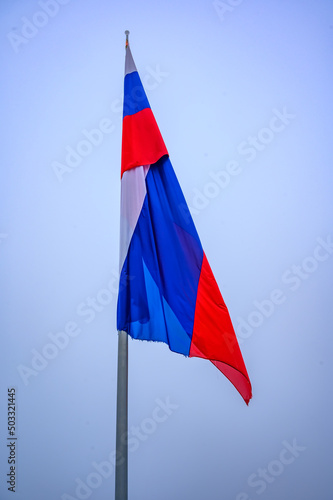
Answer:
[123,71,150,118]
[117,157,203,355]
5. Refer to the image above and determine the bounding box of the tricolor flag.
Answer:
[117,43,252,404]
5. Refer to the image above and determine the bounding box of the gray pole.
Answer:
[115,31,130,500]
[115,330,128,500]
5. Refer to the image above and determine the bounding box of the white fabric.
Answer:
[119,165,150,272]
[125,46,137,76]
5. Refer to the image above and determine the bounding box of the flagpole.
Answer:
[115,330,128,500]
[115,31,130,500]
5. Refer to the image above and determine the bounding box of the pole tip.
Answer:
[125,30,130,48]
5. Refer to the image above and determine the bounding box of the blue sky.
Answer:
[1,1,333,499]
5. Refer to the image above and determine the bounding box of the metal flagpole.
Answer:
[115,30,130,500]
[115,330,128,500]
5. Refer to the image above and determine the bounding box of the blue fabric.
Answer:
[123,71,150,118]
[117,156,203,356]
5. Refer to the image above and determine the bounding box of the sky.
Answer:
[1,0,333,499]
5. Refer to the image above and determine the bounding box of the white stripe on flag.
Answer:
[125,46,137,76]
[119,165,150,272]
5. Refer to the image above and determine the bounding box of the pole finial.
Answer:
[125,30,130,48]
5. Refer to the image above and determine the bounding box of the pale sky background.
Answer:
[1,1,333,499]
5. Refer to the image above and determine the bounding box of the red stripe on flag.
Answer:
[190,253,252,404]
[121,108,168,177]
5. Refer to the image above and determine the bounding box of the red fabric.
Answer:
[121,108,168,177]
[190,253,252,404]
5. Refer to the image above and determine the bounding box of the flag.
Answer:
[117,44,252,404]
